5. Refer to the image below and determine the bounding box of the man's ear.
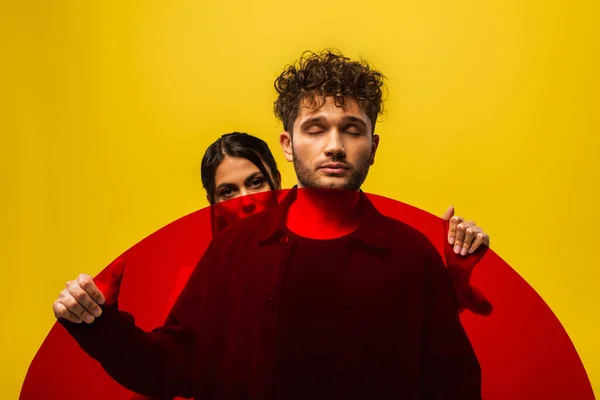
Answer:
[279,131,294,163]
[370,134,380,165]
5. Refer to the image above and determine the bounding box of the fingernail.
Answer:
[98,298,105,305]
[461,247,468,256]
[85,315,95,324]
[92,308,102,318]
[454,245,461,254]
[449,237,454,245]
[469,248,475,254]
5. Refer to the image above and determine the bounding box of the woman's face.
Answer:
[212,155,278,224]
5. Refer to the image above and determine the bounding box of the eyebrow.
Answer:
[299,116,326,130]
[299,115,369,130]
[341,116,368,129]
[215,171,264,191]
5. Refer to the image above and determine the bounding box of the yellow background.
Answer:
[2,0,598,398]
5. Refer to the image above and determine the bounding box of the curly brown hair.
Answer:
[273,49,386,134]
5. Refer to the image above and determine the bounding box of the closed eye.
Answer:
[343,124,364,136]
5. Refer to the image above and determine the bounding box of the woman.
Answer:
[200,132,282,234]
[155,132,285,323]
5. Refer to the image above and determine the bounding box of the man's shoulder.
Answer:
[378,213,439,255]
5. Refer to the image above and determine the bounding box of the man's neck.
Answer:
[285,186,361,240]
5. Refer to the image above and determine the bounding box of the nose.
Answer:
[324,130,345,159]
[240,196,257,215]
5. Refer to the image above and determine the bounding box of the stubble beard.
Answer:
[292,147,372,191]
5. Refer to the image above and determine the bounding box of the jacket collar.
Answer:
[258,186,392,249]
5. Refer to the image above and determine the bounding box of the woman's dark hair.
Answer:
[201,132,281,233]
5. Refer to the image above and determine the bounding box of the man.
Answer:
[54,50,483,399]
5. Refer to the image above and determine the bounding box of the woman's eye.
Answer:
[249,178,265,188]
[220,187,235,198]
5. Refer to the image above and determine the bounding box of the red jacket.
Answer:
[61,189,481,399]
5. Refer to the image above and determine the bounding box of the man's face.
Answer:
[280,96,379,191]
